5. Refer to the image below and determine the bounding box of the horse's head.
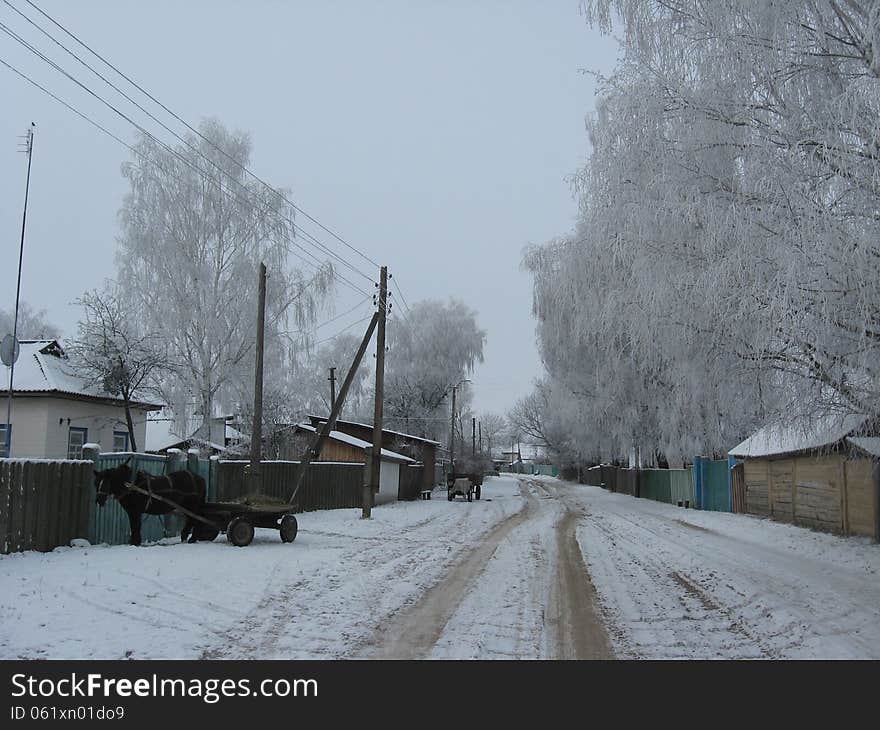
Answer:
[93,463,132,506]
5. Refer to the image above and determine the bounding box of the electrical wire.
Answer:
[18,0,381,272]
[0,13,376,290]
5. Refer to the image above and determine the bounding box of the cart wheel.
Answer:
[475,486,481,500]
[227,516,254,547]
[279,514,298,543]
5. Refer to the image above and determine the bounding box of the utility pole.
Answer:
[328,367,337,414]
[288,313,378,505]
[472,417,476,456]
[478,421,482,453]
[449,386,456,477]
[366,265,387,519]
[247,262,267,496]
[4,124,35,459]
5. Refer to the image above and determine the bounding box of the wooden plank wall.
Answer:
[769,458,795,522]
[793,455,842,533]
[742,453,876,536]
[844,458,875,537]
[0,459,93,554]
[743,459,770,516]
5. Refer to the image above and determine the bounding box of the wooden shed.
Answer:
[307,415,440,491]
[729,414,879,539]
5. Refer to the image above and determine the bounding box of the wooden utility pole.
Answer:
[287,313,379,505]
[449,386,457,476]
[328,367,337,413]
[247,262,267,496]
[365,266,388,519]
[479,421,482,453]
[472,417,476,456]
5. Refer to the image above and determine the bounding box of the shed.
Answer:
[307,415,441,490]
[729,414,879,538]
[271,423,416,505]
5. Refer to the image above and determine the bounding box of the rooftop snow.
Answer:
[847,437,880,458]
[729,413,869,458]
[3,340,162,408]
[308,415,441,446]
[297,423,415,463]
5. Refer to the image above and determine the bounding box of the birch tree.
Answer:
[384,299,485,440]
[116,119,333,438]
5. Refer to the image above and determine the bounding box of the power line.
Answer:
[0,11,375,289]
[19,0,381,273]
[0,51,369,300]
[313,314,374,347]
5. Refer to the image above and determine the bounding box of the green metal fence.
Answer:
[87,449,218,546]
[640,469,672,503]
[670,467,695,506]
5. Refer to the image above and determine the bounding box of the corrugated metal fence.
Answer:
[577,460,733,513]
[0,459,93,554]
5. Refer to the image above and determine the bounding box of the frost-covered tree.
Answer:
[66,288,166,451]
[0,302,59,340]
[526,1,880,464]
[384,299,485,441]
[116,119,333,438]
[479,412,507,458]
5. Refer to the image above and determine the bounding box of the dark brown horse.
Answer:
[93,463,207,545]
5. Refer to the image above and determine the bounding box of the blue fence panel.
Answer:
[88,452,184,545]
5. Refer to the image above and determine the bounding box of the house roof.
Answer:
[297,423,416,464]
[728,413,870,458]
[3,340,162,409]
[307,415,441,447]
[145,414,236,453]
[847,437,880,458]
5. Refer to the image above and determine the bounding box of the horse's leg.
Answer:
[181,518,192,543]
[127,509,142,546]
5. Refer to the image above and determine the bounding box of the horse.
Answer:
[93,463,207,546]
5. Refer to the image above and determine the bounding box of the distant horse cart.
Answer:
[93,462,297,547]
[446,472,483,502]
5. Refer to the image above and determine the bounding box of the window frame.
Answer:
[67,426,88,460]
[112,430,129,453]
[0,424,10,458]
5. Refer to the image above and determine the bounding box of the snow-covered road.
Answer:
[3,474,879,659]
[562,478,880,659]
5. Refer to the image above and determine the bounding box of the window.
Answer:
[67,427,88,460]
[0,424,9,458]
[113,431,129,453]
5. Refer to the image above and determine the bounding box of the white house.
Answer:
[0,340,162,459]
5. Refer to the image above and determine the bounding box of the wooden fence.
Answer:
[398,463,425,500]
[1,452,408,554]
[0,459,93,554]
[213,460,364,511]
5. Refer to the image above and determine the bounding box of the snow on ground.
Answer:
[0,477,524,660]
[550,478,880,659]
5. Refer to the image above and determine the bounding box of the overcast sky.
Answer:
[0,0,619,415]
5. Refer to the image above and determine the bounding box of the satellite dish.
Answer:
[1,334,20,367]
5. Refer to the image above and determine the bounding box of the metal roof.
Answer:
[2,340,162,409]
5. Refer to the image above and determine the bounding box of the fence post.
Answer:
[166,448,185,473]
[693,456,704,510]
[186,448,199,475]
